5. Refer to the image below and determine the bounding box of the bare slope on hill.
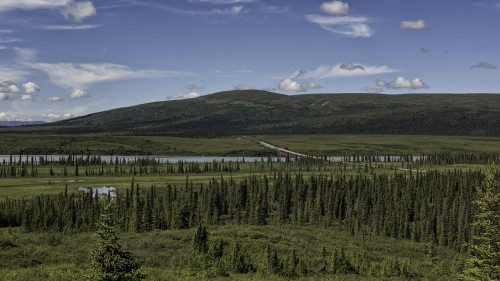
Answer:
[3,90,500,136]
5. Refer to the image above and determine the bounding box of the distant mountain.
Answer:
[2,90,500,136]
[0,121,47,127]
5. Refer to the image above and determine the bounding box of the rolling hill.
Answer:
[3,90,500,136]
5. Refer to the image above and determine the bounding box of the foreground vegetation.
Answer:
[0,152,498,280]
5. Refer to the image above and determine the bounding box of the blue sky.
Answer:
[0,0,499,121]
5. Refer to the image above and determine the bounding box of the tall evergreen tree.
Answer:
[89,204,146,281]
[461,164,500,281]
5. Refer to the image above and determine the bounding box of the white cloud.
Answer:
[233,84,253,90]
[289,63,396,79]
[126,0,247,17]
[321,1,349,16]
[69,89,90,99]
[376,76,430,89]
[188,0,257,3]
[0,29,15,33]
[20,94,34,101]
[26,62,191,88]
[22,82,40,93]
[400,19,428,30]
[167,91,201,101]
[0,80,21,93]
[0,66,28,81]
[61,1,96,22]
[14,47,37,62]
[46,96,63,102]
[362,87,384,94]
[278,79,321,92]
[45,113,72,121]
[39,24,100,30]
[0,38,23,43]
[306,1,373,38]
[471,62,497,70]
[0,0,69,11]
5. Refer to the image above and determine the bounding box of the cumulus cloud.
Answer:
[471,62,497,70]
[340,63,365,71]
[0,80,21,93]
[307,1,372,38]
[69,89,90,99]
[400,19,428,30]
[167,91,201,101]
[45,113,72,121]
[61,1,96,22]
[278,79,321,92]
[376,76,430,89]
[22,82,40,93]
[289,63,396,79]
[25,62,191,89]
[0,0,69,11]
[20,94,34,101]
[321,1,350,16]
[233,84,253,90]
[46,96,63,102]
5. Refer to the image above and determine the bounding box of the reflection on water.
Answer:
[77,186,116,197]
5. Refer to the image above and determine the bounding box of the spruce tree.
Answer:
[89,204,146,281]
[461,164,500,281]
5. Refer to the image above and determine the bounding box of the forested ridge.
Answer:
[3,90,500,136]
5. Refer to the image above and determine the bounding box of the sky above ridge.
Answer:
[0,0,499,121]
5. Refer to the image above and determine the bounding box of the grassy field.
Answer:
[0,225,463,281]
[0,134,499,156]
[258,134,500,156]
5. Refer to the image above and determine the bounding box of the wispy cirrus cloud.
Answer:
[306,1,373,38]
[471,62,497,70]
[125,0,247,17]
[187,0,257,3]
[400,19,428,30]
[287,63,396,79]
[38,24,100,30]
[0,0,70,12]
[25,62,193,88]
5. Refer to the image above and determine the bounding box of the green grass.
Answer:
[0,225,464,281]
[0,134,265,156]
[258,134,500,155]
[0,133,499,157]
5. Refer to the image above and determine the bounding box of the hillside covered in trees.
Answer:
[3,91,500,136]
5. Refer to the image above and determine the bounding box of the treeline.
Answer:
[0,152,498,178]
[1,168,497,253]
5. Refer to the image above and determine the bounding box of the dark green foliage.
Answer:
[4,91,500,136]
[192,224,208,255]
[229,241,255,274]
[89,205,146,281]
[461,164,500,281]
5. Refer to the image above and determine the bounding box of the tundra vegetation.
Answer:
[0,148,499,280]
